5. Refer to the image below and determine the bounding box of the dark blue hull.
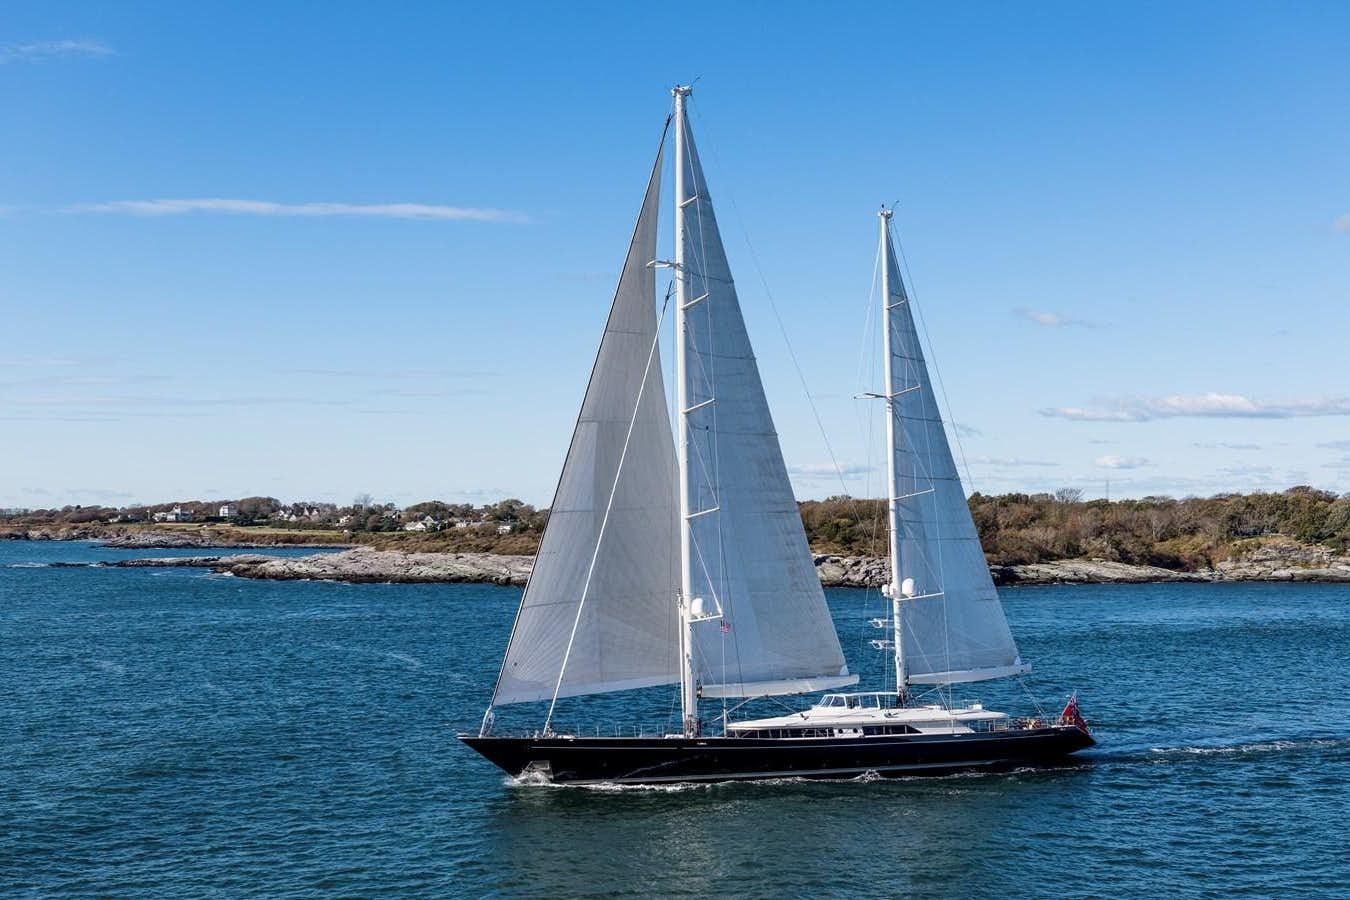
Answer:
[461,726,1094,784]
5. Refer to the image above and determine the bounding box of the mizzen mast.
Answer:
[879,207,908,698]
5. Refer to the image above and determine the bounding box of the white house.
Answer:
[219,504,236,518]
[154,505,191,523]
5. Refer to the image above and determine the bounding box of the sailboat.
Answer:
[460,87,1093,785]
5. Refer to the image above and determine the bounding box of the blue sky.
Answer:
[3,2,1348,509]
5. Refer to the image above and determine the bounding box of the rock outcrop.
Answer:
[1212,537,1350,582]
[812,555,890,588]
[0,525,352,549]
[98,530,351,550]
[990,560,1212,585]
[82,549,529,584]
[210,548,532,585]
[49,534,1350,587]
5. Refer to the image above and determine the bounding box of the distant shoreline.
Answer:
[7,488,1350,583]
[20,537,1350,587]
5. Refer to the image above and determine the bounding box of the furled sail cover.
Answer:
[677,117,854,698]
[492,137,679,705]
[882,226,1029,685]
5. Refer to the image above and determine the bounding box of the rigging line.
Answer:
[861,241,886,556]
[742,222,866,517]
[858,245,883,400]
[855,243,884,676]
[543,284,674,735]
[1017,675,1048,718]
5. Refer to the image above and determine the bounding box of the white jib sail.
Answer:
[677,114,855,699]
[882,222,1029,685]
[491,136,680,706]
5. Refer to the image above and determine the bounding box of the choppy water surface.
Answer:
[3,540,1348,896]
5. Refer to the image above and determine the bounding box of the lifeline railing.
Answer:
[485,713,1081,741]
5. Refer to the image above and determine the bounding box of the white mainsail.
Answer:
[881,215,1029,686]
[491,136,679,706]
[676,112,855,699]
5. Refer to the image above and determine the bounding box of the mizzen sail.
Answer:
[492,134,679,706]
[676,113,855,699]
[881,218,1029,686]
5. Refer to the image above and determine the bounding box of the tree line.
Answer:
[6,486,1348,569]
[799,486,1350,569]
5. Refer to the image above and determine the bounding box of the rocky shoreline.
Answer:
[72,549,534,586]
[53,537,1350,587]
[3,525,351,550]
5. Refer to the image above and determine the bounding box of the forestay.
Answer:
[677,115,855,698]
[882,220,1029,685]
[492,136,680,705]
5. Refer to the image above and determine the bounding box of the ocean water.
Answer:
[3,540,1348,897]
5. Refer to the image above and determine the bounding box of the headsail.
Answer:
[492,132,679,706]
[881,218,1029,685]
[676,113,855,699]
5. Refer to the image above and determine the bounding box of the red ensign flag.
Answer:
[1061,696,1089,732]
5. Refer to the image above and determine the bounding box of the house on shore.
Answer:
[153,505,191,523]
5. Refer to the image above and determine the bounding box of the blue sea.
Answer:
[3,539,1348,896]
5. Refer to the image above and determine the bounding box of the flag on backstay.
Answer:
[1061,695,1088,732]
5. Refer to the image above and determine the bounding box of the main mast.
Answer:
[879,208,908,699]
[673,84,699,737]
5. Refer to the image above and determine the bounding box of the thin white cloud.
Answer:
[1015,308,1094,328]
[1335,214,1350,233]
[967,456,1059,468]
[0,40,113,63]
[1318,440,1350,451]
[67,198,524,222]
[788,462,873,480]
[1044,392,1350,422]
[1094,455,1152,469]
[1193,441,1262,451]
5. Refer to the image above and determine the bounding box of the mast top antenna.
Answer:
[879,205,894,220]
[672,84,694,98]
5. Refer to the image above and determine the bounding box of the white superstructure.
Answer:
[729,693,1016,738]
